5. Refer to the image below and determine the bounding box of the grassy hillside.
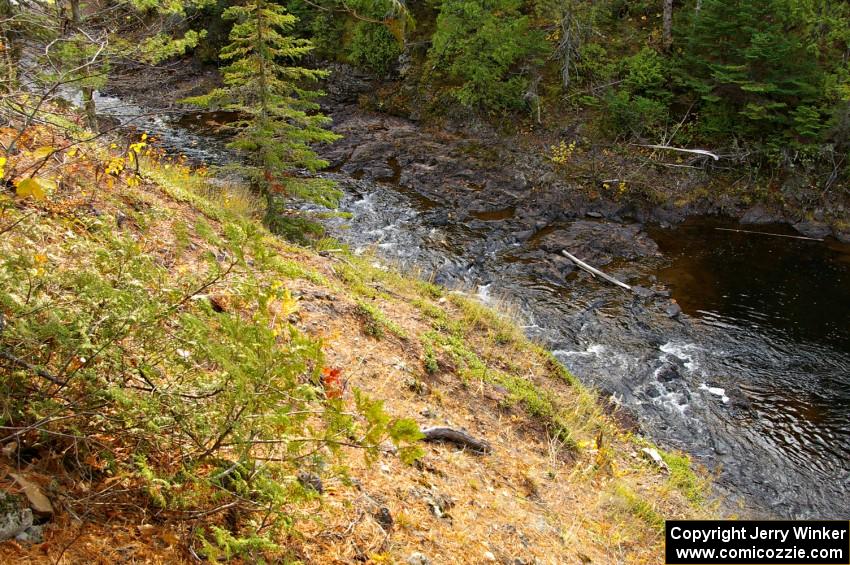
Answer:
[0,126,714,563]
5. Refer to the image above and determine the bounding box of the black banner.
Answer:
[666,520,850,564]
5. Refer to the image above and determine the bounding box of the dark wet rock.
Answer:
[536,221,659,265]
[651,205,687,225]
[655,364,681,382]
[741,205,782,224]
[793,220,831,239]
[835,228,850,243]
[322,63,374,104]
[665,302,683,318]
[631,286,655,299]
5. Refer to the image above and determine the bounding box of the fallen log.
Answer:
[561,250,632,291]
[420,427,492,454]
[714,227,824,242]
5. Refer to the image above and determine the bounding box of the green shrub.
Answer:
[601,89,668,139]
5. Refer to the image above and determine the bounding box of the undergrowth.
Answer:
[0,124,422,560]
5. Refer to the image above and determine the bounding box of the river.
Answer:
[95,92,850,519]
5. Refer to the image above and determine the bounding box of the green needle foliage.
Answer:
[184,0,341,219]
[427,0,545,113]
[683,0,824,143]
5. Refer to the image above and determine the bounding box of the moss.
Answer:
[355,301,407,340]
[660,450,707,505]
[613,484,665,532]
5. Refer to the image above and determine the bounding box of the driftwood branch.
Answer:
[420,427,491,454]
[636,144,720,161]
[561,250,632,291]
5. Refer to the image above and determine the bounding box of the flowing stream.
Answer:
[97,95,850,519]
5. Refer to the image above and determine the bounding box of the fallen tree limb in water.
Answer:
[561,250,632,291]
[421,427,492,454]
[714,227,824,242]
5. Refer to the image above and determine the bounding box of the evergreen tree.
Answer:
[186,0,340,216]
[427,0,545,113]
[684,0,823,142]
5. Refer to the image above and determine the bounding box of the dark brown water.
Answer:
[647,218,850,512]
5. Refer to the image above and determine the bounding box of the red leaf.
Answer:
[321,367,344,399]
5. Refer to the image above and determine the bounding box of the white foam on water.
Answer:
[552,344,606,358]
[476,283,493,304]
[699,383,729,403]
[660,341,701,372]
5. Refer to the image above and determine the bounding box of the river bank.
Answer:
[0,95,709,565]
[109,60,850,243]
[101,60,850,519]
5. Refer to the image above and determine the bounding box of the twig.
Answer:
[0,213,34,237]
[0,348,64,384]
[634,144,720,161]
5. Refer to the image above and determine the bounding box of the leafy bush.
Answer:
[596,47,671,140]
[622,47,666,96]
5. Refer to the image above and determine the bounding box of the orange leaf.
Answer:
[321,367,344,399]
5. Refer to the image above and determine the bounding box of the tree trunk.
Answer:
[82,86,97,132]
[69,0,97,132]
[0,0,19,90]
[663,0,673,50]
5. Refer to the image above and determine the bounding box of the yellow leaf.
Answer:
[16,177,47,200]
[0,156,6,177]
[66,147,78,158]
[31,146,54,159]
[279,289,299,317]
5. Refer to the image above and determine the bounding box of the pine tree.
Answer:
[185,0,341,217]
[684,0,823,141]
[427,0,545,113]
